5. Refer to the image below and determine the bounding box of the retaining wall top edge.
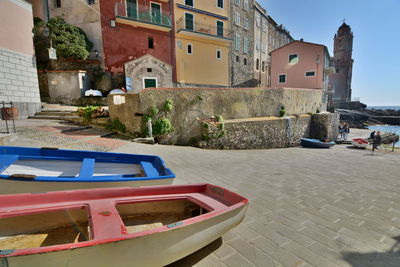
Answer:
[141,87,322,92]
[224,114,313,123]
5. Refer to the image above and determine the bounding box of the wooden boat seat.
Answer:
[140,161,159,177]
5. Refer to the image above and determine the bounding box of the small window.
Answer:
[235,33,241,51]
[216,21,224,36]
[148,37,154,49]
[88,0,95,4]
[243,0,249,10]
[147,68,152,73]
[185,0,193,6]
[256,13,260,27]
[187,44,193,54]
[217,0,223,8]
[244,58,247,65]
[305,71,315,77]
[54,0,61,8]
[243,18,249,30]
[243,37,249,54]
[236,55,239,63]
[256,59,259,70]
[216,50,222,59]
[234,12,240,26]
[279,74,286,83]
[234,0,240,6]
[262,61,265,72]
[336,68,340,73]
[288,54,298,64]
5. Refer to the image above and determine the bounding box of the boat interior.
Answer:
[0,199,207,250]
[0,159,144,178]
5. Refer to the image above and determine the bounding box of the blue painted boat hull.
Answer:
[300,138,335,148]
[0,146,175,194]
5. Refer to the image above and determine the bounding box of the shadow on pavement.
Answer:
[341,235,400,267]
[166,237,223,267]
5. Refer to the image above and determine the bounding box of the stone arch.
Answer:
[124,54,173,93]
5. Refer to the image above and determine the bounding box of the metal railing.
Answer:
[115,2,172,28]
[1,101,16,134]
[176,16,232,39]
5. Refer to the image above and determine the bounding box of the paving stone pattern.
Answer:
[7,120,400,266]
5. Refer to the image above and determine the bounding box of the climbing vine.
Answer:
[141,100,175,138]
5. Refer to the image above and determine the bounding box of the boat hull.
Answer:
[0,184,248,267]
[300,138,335,148]
[4,206,247,267]
[0,177,174,194]
[351,139,369,149]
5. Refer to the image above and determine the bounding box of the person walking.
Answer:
[339,122,344,139]
[343,123,350,140]
[372,131,382,152]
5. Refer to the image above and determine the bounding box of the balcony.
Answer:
[176,16,232,42]
[114,2,172,32]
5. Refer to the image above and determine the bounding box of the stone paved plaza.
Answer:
[3,120,400,266]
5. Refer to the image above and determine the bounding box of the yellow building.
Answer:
[174,0,231,87]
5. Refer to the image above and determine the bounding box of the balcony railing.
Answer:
[176,16,232,40]
[115,2,172,29]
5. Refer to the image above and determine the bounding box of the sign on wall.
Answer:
[125,77,132,91]
[48,48,57,60]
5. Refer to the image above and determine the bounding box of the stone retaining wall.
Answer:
[198,113,339,149]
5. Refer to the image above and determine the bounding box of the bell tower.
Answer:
[331,22,354,102]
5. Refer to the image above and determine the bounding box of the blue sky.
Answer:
[259,0,400,106]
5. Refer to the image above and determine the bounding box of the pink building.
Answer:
[270,40,334,107]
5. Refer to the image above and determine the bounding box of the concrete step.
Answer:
[36,111,76,116]
[28,115,81,120]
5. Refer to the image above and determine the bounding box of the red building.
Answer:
[100,0,176,91]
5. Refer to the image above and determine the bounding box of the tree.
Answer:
[33,17,93,60]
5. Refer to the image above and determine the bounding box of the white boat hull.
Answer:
[4,205,247,267]
[0,178,174,194]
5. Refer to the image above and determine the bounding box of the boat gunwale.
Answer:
[0,184,248,258]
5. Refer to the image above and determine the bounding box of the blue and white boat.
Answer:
[300,138,335,148]
[0,146,175,194]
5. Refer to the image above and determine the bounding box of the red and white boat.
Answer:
[0,184,248,267]
[351,138,369,149]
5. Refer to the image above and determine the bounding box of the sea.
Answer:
[365,105,400,147]
[367,106,400,110]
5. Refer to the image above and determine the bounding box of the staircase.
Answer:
[29,104,80,121]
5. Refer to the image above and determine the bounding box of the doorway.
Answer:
[143,78,157,88]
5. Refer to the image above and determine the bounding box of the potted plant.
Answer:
[1,106,19,120]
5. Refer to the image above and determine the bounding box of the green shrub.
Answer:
[279,107,286,117]
[78,106,99,122]
[33,17,92,60]
[149,106,159,117]
[164,99,174,113]
[153,117,174,136]
[216,115,224,122]
[106,119,126,133]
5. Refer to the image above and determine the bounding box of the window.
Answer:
[147,68,152,73]
[143,78,157,88]
[243,0,249,10]
[336,68,340,73]
[148,37,154,48]
[305,71,316,77]
[126,0,137,18]
[88,0,95,4]
[243,18,249,30]
[234,0,240,6]
[187,44,193,54]
[217,21,224,36]
[262,61,265,72]
[185,0,193,7]
[185,13,194,30]
[262,20,267,32]
[216,49,222,59]
[279,74,286,83]
[288,54,298,64]
[217,0,223,9]
[54,0,61,8]
[235,33,241,51]
[256,13,260,27]
[256,59,259,70]
[243,37,249,54]
[151,3,162,24]
[236,55,239,63]
[234,12,240,26]
[243,58,247,65]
